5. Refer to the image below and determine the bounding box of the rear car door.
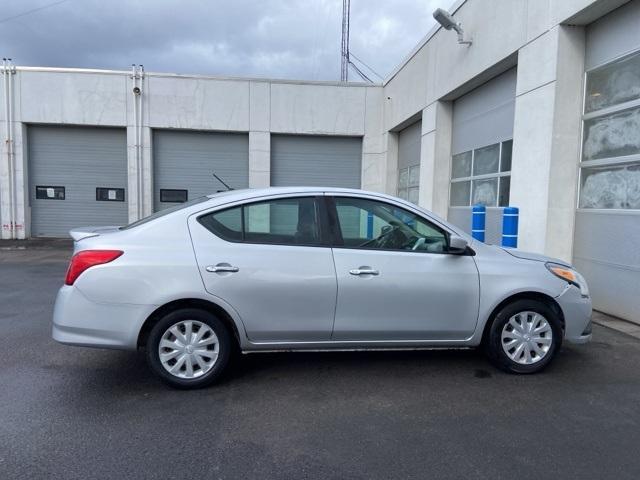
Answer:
[188,195,337,342]
[328,195,480,341]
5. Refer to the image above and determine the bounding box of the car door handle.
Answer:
[349,268,379,276]
[206,265,239,273]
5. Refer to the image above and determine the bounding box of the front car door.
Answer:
[188,195,337,343]
[328,195,480,341]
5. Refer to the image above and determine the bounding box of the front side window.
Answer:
[450,140,512,207]
[580,49,640,210]
[199,196,323,246]
[332,197,448,254]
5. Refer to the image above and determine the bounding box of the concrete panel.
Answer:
[249,131,270,188]
[250,81,270,132]
[516,28,559,96]
[270,83,366,135]
[147,76,250,131]
[526,0,552,42]
[19,71,127,126]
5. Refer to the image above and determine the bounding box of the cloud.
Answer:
[0,0,445,81]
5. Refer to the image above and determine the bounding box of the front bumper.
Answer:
[52,285,155,350]
[555,284,593,344]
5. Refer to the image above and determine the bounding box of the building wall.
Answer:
[383,0,631,261]
[0,70,382,238]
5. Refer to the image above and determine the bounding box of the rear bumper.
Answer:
[556,284,593,344]
[52,285,154,350]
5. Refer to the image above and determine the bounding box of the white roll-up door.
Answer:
[28,126,128,237]
[270,135,362,188]
[153,130,249,211]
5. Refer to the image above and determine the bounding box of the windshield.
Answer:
[120,196,210,230]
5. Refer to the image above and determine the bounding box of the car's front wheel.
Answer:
[485,299,563,374]
[147,308,232,389]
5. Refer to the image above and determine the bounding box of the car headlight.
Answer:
[545,262,589,298]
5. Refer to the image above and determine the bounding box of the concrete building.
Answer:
[1,0,639,323]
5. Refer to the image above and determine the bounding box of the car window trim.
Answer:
[325,195,458,255]
[197,195,331,248]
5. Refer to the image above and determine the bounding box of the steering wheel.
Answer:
[359,222,407,249]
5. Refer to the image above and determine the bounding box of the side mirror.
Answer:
[448,235,470,255]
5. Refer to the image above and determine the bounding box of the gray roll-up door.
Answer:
[451,68,517,155]
[153,130,249,211]
[398,121,421,170]
[271,135,362,188]
[448,68,517,241]
[28,126,128,237]
[573,2,640,323]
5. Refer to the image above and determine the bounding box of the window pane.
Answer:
[472,178,498,206]
[580,163,640,209]
[408,187,419,204]
[498,176,511,207]
[473,144,500,176]
[334,197,447,253]
[397,188,408,200]
[398,168,409,188]
[585,51,640,113]
[450,181,470,206]
[409,165,420,187]
[244,197,320,245]
[452,151,472,179]
[583,106,640,160]
[500,140,513,172]
[199,206,243,241]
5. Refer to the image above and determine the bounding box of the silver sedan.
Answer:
[53,187,592,389]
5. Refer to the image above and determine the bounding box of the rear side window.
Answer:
[198,197,323,246]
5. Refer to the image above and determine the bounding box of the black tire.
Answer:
[146,308,232,389]
[484,299,563,374]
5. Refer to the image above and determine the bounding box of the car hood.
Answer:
[501,247,570,267]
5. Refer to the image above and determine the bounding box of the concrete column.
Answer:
[361,87,386,193]
[510,25,585,261]
[418,101,452,218]
[384,131,399,195]
[249,81,270,188]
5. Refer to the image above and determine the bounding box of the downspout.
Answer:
[3,58,15,238]
[131,64,141,220]
[137,65,144,219]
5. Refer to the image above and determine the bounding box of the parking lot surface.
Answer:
[1,247,640,479]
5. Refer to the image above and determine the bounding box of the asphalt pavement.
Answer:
[1,247,639,480]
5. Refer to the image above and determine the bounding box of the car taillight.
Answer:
[65,250,123,285]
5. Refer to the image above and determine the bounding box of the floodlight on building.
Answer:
[433,8,472,45]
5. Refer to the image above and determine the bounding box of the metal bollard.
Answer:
[471,205,486,242]
[502,207,519,248]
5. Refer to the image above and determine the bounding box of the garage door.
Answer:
[397,121,421,204]
[448,68,517,244]
[153,130,249,211]
[28,126,128,237]
[270,135,362,188]
[574,2,640,322]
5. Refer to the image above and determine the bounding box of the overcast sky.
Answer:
[0,0,449,82]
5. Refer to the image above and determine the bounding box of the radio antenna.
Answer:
[212,173,233,191]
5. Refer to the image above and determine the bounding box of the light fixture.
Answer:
[433,8,472,45]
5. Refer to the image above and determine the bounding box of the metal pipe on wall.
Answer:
[2,58,15,238]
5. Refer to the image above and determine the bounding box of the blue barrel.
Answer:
[366,211,374,239]
[471,205,486,242]
[502,207,519,248]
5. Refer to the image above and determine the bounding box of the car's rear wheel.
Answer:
[147,308,231,389]
[485,299,563,374]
